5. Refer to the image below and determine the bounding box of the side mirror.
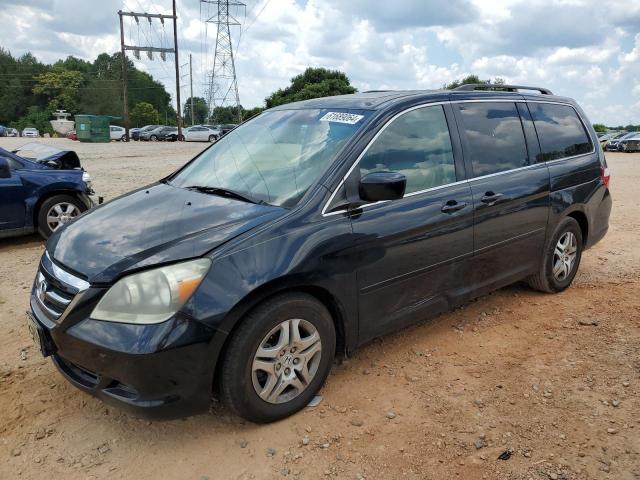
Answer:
[0,157,10,179]
[359,172,406,202]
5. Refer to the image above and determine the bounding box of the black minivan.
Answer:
[28,85,611,423]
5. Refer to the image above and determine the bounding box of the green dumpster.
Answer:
[75,115,119,143]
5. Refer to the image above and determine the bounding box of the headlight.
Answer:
[82,171,92,189]
[91,259,211,324]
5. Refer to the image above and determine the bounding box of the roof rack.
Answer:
[452,84,553,95]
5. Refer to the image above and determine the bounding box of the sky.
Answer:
[1,0,639,126]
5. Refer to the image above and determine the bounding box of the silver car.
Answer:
[22,127,39,138]
[184,125,221,142]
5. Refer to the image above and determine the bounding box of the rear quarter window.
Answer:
[528,103,592,162]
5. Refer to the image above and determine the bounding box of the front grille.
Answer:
[32,252,89,323]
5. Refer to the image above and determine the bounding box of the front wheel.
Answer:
[208,135,216,143]
[150,135,158,141]
[37,195,86,239]
[220,293,336,423]
[528,217,583,293]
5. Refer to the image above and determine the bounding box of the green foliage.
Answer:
[265,67,357,108]
[0,49,174,129]
[130,102,159,127]
[33,66,83,112]
[10,106,55,135]
[592,123,607,133]
[183,97,209,125]
[443,75,508,90]
[210,105,243,124]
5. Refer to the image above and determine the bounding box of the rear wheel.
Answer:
[528,217,583,293]
[37,194,86,239]
[220,293,336,423]
[208,135,216,143]
[150,135,158,141]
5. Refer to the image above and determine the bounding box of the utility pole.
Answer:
[189,54,194,126]
[202,0,244,123]
[117,8,181,138]
[118,11,130,141]
[172,0,182,140]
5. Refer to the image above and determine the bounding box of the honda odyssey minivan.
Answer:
[28,84,611,423]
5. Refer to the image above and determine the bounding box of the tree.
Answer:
[210,105,244,124]
[592,123,607,133]
[33,67,83,112]
[265,67,357,108]
[443,75,506,90]
[130,102,159,127]
[183,97,209,125]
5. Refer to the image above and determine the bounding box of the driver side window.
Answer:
[359,105,456,195]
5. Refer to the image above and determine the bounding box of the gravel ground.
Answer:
[0,139,638,480]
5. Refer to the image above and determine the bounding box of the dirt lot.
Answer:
[0,139,638,480]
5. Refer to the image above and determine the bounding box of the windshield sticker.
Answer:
[320,112,364,125]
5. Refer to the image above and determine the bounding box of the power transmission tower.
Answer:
[117,4,183,140]
[201,0,245,123]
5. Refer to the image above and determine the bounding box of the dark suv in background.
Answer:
[28,85,611,423]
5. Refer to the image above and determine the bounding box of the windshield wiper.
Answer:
[184,185,267,205]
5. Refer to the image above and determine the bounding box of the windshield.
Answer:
[170,108,371,207]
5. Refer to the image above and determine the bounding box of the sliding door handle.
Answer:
[441,200,467,214]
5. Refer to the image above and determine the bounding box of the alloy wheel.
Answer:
[553,231,577,281]
[251,318,322,404]
[46,202,80,232]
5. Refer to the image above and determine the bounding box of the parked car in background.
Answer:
[598,131,624,147]
[619,133,640,152]
[66,130,77,141]
[215,123,237,136]
[109,125,126,141]
[184,125,220,142]
[6,128,19,137]
[132,125,161,141]
[605,132,636,151]
[0,142,98,239]
[0,125,6,137]
[25,85,611,423]
[140,126,175,141]
[23,127,39,138]
[160,127,182,142]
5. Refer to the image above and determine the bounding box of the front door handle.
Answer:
[480,192,506,205]
[441,200,467,214]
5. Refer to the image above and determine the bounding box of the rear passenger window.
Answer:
[528,103,592,162]
[359,106,456,195]
[457,102,528,177]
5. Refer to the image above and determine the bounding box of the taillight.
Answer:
[601,166,610,187]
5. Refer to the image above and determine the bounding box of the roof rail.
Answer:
[452,84,553,95]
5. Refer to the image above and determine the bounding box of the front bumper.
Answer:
[28,257,223,419]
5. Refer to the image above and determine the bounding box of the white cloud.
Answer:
[0,0,638,125]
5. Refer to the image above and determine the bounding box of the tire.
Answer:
[220,293,336,423]
[208,135,216,143]
[37,194,86,239]
[150,135,158,141]
[528,217,583,293]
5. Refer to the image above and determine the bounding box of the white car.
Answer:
[184,125,220,142]
[22,127,39,138]
[109,125,126,141]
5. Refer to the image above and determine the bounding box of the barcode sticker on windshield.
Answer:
[320,112,364,124]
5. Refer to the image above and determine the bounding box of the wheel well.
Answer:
[211,284,347,395]
[567,210,588,245]
[33,190,82,227]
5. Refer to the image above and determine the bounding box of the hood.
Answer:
[48,182,286,283]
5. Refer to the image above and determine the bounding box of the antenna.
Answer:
[201,0,245,123]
